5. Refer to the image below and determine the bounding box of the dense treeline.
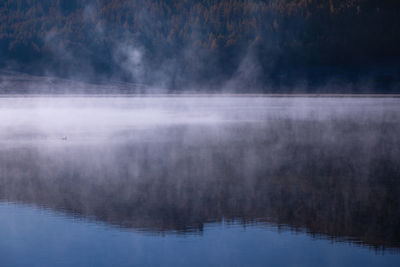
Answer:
[0,0,399,91]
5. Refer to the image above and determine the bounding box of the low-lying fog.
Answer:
[0,96,399,250]
[1,97,398,142]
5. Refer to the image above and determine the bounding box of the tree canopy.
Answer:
[1,0,399,91]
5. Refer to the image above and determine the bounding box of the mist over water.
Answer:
[0,96,400,266]
[2,1,400,266]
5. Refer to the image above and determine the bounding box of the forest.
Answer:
[1,0,399,91]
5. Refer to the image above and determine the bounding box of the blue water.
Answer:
[0,97,399,266]
[0,202,399,267]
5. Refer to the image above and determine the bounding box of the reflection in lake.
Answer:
[0,97,399,266]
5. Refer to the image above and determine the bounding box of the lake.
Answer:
[0,96,399,266]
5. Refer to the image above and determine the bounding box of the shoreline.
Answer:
[1,93,400,98]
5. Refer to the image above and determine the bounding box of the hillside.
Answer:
[1,0,399,92]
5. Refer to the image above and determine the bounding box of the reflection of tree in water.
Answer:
[0,117,399,250]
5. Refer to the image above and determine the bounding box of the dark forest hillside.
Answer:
[1,0,399,92]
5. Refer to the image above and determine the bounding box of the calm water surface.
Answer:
[0,96,399,267]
